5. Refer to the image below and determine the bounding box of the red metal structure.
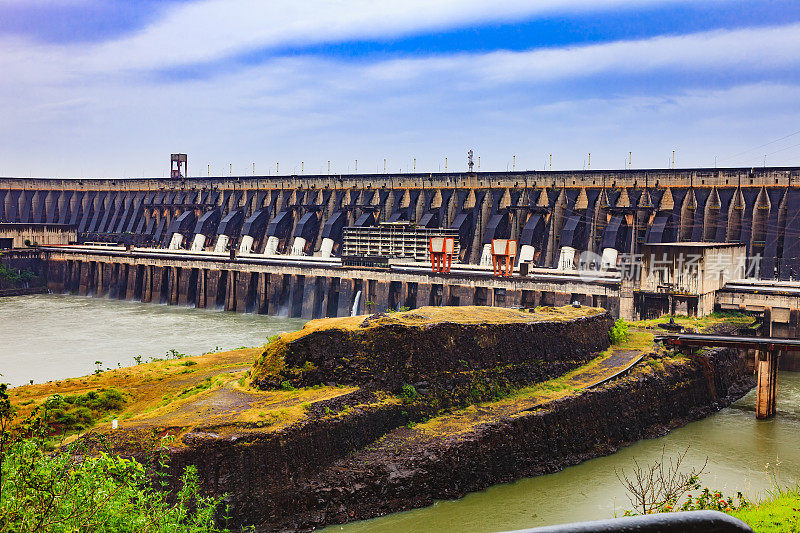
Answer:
[429,236,455,273]
[491,239,517,277]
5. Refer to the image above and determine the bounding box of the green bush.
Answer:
[0,385,229,532]
[609,319,629,344]
[401,384,418,401]
[0,264,37,284]
[46,388,127,433]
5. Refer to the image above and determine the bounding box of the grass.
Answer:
[731,488,800,532]
[274,305,605,343]
[629,311,755,334]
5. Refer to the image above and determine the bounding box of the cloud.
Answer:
[362,22,800,86]
[1,0,726,76]
[0,4,799,176]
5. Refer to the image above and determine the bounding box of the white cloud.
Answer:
[85,0,698,70]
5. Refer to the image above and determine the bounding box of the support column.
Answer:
[256,273,268,314]
[150,266,165,303]
[267,274,283,314]
[301,275,318,319]
[288,275,303,317]
[317,277,331,318]
[236,271,251,312]
[336,278,354,317]
[168,267,180,305]
[225,271,236,311]
[756,350,779,419]
[372,280,390,312]
[196,269,207,308]
[126,265,139,300]
[141,265,153,303]
[46,261,66,293]
[100,263,113,297]
[177,268,191,306]
[113,264,127,299]
[416,283,432,308]
[505,288,523,308]
[78,262,91,295]
[205,270,220,308]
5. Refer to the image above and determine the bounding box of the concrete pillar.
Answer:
[416,283,432,308]
[150,266,165,303]
[288,275,303,317]
[168,267,180,305]
[114,264,127,299]
[78,262,91,295]
[505,288,523,308]
[236,271,251,312]
[267,274,284,315]
[124,265,136,299]
[399,282,411,309]
[372,280,390,312]
[317,277,331,318]
[301,275,318,319]
[98,263,112,297]
[206,270,220,308]
[196,269,207,308]
[256,273,268,314]
[177,268,191,306]
[225,271,236,311]
[619,276,636,320]
[46,261,65,293]
[142,265,153,303]
[337,278,355,317]
[756,350,779,419]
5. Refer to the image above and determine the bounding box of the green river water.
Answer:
[1,294,798,532]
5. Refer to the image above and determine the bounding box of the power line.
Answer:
[720,128,800,165]
[765,140,800,158]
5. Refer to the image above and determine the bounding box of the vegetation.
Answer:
[731,487,800,532]
[0,264,37,287]
[46,388,126,433]
[609,319,630,344]
[0,384,230,533]
[616,448,800,532]
[615,447,746,515]
[400,384,419,402]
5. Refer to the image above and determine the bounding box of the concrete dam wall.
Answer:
[3,166,800,277]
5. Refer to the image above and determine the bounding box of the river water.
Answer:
[0,294,305,387]
[2,295,799,531]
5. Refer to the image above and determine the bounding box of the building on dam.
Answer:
[3,159,800,355]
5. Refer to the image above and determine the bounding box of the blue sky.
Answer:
[1,0,799,177]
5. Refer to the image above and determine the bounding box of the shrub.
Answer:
[609,319,629,344]
[401,384,418,401]
[0,385,229,532]
[46,388,127,433]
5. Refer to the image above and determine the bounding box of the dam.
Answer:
[4,161,800,333]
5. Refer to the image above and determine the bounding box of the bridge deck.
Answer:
[658,333,800,350]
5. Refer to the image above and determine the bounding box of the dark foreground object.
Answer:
[507,510,753,533]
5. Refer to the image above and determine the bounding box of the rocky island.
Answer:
[8,306,755,532]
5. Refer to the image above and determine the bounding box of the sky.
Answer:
[1,0,799,178]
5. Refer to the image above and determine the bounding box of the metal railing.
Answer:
[503,511,753,533]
